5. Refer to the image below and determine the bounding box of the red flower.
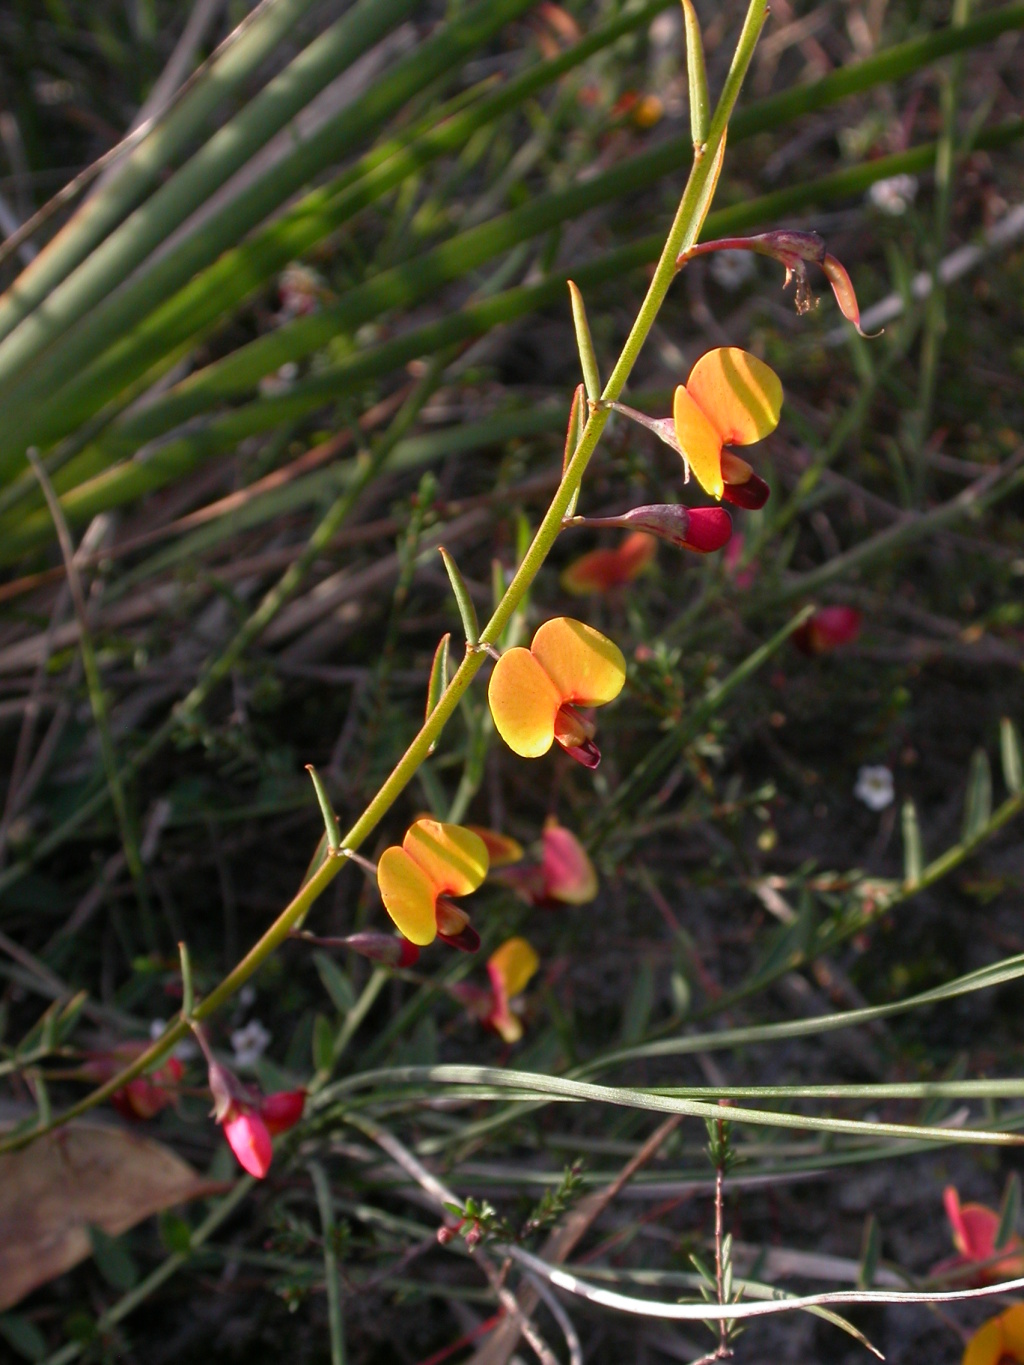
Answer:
[81,1043,183,1121]
[560,532,657,596]
[792,606,862,656]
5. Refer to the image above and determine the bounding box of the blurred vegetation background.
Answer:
[0,0,1023,1360]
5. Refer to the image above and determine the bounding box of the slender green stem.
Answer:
[26,451,153,945]
[310,1162,347,1365]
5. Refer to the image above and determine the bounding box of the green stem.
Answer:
[310,1162,347,1365]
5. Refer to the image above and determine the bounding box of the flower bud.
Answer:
[223,1106,273,1178]
[613,504,732,553]
[340,931,420,968]
[793,606,863,656]
[260,1089,306,1136]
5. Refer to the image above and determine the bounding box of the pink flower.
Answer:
[932,1186,1024,1286]
[205,1049,305,1179]
[496,818,598,907]
[223,1106,273,1178]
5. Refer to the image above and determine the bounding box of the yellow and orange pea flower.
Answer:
[377,819,489,951]
[453,937,541,1044]
[934,1186,1024,1286]
[560,531,657,597]
[963,1304,1024,1365]
[671,347,782,504]
[488,617,626,769]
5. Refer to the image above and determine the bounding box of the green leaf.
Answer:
[962,748,993,842]
[306,764,341,852]
[858,1213,881,1288]
[88,1225,139,1292]
[312,1012,335,1074]
[1001,716,1023,795]
[620,962,655,1045]
[438,546,480,645]
[997,1172,1021,1249]
[425,632,451,724]
[680,0,710,145]
[0,1314,47,1362]
[313,952,355,1014]
[567,280,601,402]
[901,799,924,887]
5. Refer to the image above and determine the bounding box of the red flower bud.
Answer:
[260,1089,306,1136]
[604,503,733,554]
[793,606,863,656]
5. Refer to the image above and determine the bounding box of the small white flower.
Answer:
[867,174,918,217]
[231,1019,271,1069]
[710,249,757,291]
[854,765,895,812]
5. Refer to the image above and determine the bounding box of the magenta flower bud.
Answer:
[614,504,733,554]
[340,931,420,968]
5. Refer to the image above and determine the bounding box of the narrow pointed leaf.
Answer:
[1001,717,1023,795]
[438,546,480,645]
[902,800,924,887]
[567,281,601,402]
[962,748,993,843]
[680,0,710,145]
[426,633,451,723]
[306,764,341,852]
[858,1214,881,1288]
[997,1172,1021,1250]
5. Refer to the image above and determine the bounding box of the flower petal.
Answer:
[404,819,489,897]
[672,383,724,497]
[488,937,540,999]
[531,617,626,708]
[488,646,561,757]
[467,827,525,867]
[223,1108,273,1178]
[542,820,598,904]
[686,347,783,447]
[560,532,656,595]
[963,1315,1007,1365]
[377,846,439,945]
[999,1304,1024,1357]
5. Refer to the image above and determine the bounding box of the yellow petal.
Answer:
[488,937,540,999]
[488,647,561,757]
[1000,1304,1024,1358]
[404,819,489,897]
[530,617,626,708]
[672,383,725,497]
[963,1315,1006,1365]
[686,347,783,447]
[377,847,438,945]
